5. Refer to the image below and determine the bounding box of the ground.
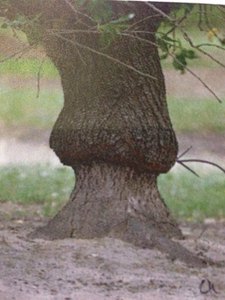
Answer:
[0,202,225,300]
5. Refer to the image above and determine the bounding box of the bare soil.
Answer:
[0,202,225,300]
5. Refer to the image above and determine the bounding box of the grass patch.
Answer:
[0,88,63,129]
[158,169,225,221]
[0,58,59,78]
[0,165,74,216]
[168,97,225,133]
[0,164,224,220]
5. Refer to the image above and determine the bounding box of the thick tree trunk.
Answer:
[33,164,181,240]
[3,0,211,266]
[31,8,184,242]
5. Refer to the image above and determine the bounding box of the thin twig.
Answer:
[146,3,225,71]
[183,32,225,70]
[198,4,204,31]
[177,146,193,159]
[36,59,45,98]
[178,159,225,174]
[49,29,99,35]
[120,32,222,103]
[196,43,225,51]
[176,161,200,177]
[125,13,161,32]
[0,46,32,63]
[169,52,222,103]
[63,0,97,25]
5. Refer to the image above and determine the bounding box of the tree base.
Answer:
[30,163,182,239]
[29,163,210,267]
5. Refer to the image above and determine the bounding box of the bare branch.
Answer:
[177,146,193,159]
[183,32,225,70]
[36,58,45,98]
[176,160,200,177]
[196,43,225,51]
[146,3,225,71]
[0,46,33,63]
[178,159,225,174]
[169,52,222,103]
[120,32,222,103]
[63,0,97,26]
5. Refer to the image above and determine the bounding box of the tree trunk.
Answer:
[31,6,183,242]
[3,0,212,266]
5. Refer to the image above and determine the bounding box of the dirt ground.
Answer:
[0,203,225,300]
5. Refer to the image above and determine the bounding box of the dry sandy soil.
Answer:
[0,204,225,300]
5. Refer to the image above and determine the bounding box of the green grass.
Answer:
[158,169,225,221]
[0,57,59,78]
[0,165,74,216]
[168,97,225,133]
[0,164,224,220]
[0,86,224,133]
[0,88,63,129]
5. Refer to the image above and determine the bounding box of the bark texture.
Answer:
[31,2,183,242]
[33,164,181,240]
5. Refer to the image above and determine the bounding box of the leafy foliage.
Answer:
[0,1,225,73]
[98,14,134,47]
[156,34,198,73]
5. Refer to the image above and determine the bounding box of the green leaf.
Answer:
[183,49,197,59]
[98,21,129,47]
[160,53,168,60]
[157,37,169,53]
[173,52,187,73]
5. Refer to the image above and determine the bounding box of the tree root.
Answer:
[110,217,215,268]
[29,214,218,268]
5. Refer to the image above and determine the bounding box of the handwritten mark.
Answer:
[199,279,218,294]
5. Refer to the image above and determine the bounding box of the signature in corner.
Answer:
[199,278,219,295]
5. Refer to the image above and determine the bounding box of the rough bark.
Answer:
[29,2,186,245]
[32,164,181,240]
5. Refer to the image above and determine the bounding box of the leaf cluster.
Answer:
[157,34,197,73]
[98,14,135,48]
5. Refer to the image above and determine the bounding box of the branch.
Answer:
[120,32,222,103]
[63,0,97,26]
[169,52,222,103]
[177,159,225,175]
[176,160,200,177]
[36,58,45,98]
[195,43,225,51]
[183,32,225,70]
[0,46,33,63]
[177,146,193,159]
[176,147,225,176]
[146,3,225,71]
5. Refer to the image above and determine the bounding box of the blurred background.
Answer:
[0,5,224,222]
